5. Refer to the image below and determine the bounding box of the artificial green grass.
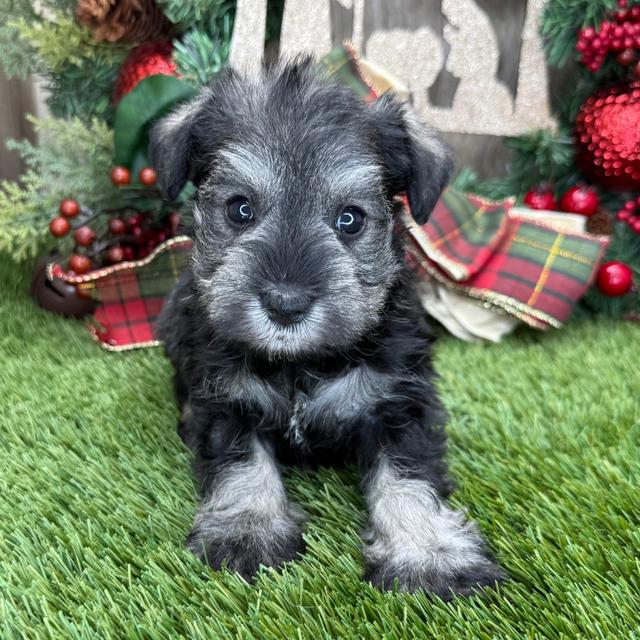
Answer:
[1,254,639,640]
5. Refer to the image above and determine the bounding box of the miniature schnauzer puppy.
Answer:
[150,58,504,599]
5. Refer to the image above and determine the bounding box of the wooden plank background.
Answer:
[0,0,569,182]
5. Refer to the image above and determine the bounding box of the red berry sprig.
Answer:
[576,1,640,72]
[615,196,640,232]
[47,165,180,272]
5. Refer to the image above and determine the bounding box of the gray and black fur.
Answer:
[150,58,504,599]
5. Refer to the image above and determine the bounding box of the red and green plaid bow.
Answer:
[403,191,609,328]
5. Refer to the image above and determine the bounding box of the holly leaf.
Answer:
[114,74,196,168]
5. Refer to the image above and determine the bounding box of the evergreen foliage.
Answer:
[0,117,119,260]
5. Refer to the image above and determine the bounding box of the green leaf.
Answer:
[113,74,196,168]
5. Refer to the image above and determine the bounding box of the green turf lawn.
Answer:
[1,254,639,640]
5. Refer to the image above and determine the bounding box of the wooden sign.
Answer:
[229,0,556,138]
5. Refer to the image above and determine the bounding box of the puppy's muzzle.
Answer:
[260,285,312,326]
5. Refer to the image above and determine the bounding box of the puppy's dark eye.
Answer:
[335,207,365,235]
[226,198,254,225]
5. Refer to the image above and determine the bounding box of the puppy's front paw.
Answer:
[364,555,505,600]
[187,515,304,580]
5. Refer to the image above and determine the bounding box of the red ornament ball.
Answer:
[107,245,124,264]
[616,47,636,65]
[559,186,599,216]
[139,167,157,187]
[575,82,640,190]
[59,199,80,218]
[50,216,71,237]
[74,225,97,247]
[113,41,176,103]
[108,217,127,235]
[111,166,131,186]
[596,261,633,296]
[69,254,93,275]
[523,187,557,210]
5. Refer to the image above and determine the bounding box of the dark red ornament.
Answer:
[139,167,157,186]
[617,47,636,65]
[108,217,127,234]
[59,199,80,218]
[111,166,131,186]
[559,186,599,216]
[74,225,97,247]
[69,254,93,275]
[113,41,177,103]
[50,217,71,237]
[523,187,557,210]
[575,81,640,190]
[127,213,143,227]
[107,245,124,263]
[596,261,634,296]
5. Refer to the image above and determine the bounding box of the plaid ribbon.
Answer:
[49,236,192,350]
[403,191,609,328]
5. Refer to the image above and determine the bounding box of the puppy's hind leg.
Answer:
[187,433,305,580]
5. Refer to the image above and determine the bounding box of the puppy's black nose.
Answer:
[261,285,312,325]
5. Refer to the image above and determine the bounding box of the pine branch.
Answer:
[12,12,127,73]
[173,11,234,86]
[0,0,41,78]
[0,116,119,260]
[157,0,233,29]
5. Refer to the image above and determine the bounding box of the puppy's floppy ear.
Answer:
[149,89,213,201]
[370,93,454,224]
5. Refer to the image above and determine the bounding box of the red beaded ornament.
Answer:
[113,41,177,103]
[575,81,640,190]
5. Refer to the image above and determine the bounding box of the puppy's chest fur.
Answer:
[218,356,392,442]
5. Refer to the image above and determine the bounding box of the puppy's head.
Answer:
[150,59,452,359]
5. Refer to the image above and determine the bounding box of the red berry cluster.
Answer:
[615,197,640,232]
[576,1,640,72]
[48,165,180,275]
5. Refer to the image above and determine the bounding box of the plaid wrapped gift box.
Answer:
[402,190,610,329]
[48,236,192,350]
